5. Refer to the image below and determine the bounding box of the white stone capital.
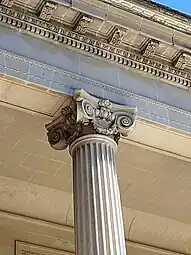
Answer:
[45,89,137,150]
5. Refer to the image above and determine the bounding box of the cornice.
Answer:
[132,0,191,22]
[102,0,191,35]
[0,5,191,89]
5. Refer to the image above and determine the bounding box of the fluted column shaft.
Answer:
[70,134,127,255]
[46,89,137,254]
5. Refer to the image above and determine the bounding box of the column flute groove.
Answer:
[70,135,126,255]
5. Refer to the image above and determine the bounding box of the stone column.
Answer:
[45,89,137,255]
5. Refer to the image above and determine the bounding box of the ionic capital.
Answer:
[45,90,137,150]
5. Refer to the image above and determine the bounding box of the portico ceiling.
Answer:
[1,102,191,225]
[0,76,191,220]
[0,82,191,254]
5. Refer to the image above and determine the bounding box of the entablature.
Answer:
[1,0,191,89]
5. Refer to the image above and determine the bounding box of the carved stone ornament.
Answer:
[74,15,93,34]
[174,52,191,70]
[39,1,57,21]
[142,39,159,57]
[45,89,137,150]
[109,28,126,46]
[1,0,14,7]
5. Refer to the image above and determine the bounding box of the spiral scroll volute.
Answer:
[115,112,136,136]
[75,89,137,137]
[45,89,138,150]
[47,126,68,150]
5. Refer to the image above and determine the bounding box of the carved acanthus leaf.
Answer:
[74,15,93,34]
[1,0,13,7]
[108,28,126,46]
[174,52,191,70]
[39,1,57,21]
[45,90,137,150]
[142,39,159,57]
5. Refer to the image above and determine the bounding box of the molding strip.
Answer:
[0,5,190,89]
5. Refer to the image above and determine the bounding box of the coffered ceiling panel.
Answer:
[16,241,72,255]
